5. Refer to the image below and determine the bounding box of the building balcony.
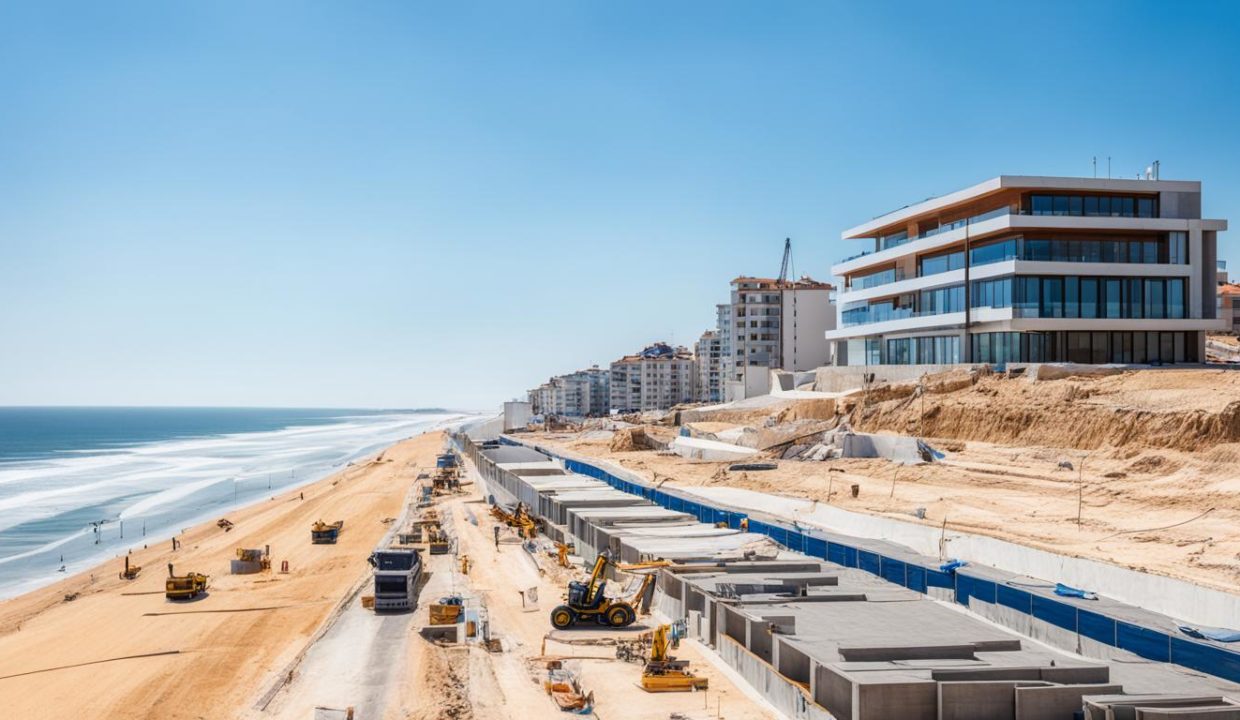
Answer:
[833,212,1225,278]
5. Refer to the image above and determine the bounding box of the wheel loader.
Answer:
[548,551,654,630]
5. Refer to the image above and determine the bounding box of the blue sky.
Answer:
[2,1,1238,409]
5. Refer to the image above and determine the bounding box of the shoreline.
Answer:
[0,412,472,601]
[0,429,446,718]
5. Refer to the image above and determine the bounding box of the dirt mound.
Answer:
[851,372,1240,452]
[609,426,669,452]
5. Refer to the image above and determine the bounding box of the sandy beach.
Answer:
[0,430,445,720]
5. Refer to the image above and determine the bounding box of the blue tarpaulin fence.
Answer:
[503,438,1240,685]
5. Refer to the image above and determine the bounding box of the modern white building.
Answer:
[528,366,610,417]
[609,342,697,412]
[726,276,836,397]
[694,330,723,403]
[828,175,1227,365]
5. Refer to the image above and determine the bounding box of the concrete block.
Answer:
[938,681,1053,720]
[1135,709,1240,720]
[1014,684,1123,720]
[839,644,977,662]
[813,662,854,720]
[1039,665,1110,685]
[857,681,937,720]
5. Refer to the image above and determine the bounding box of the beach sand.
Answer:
[0,430,445,720]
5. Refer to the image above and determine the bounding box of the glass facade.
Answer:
[919,249,964,276]
[1011,275,1186,319]
[970,233,1188,267]
[970,331,1197,364]
[884,335,962,365]
[1028,193,1156,218]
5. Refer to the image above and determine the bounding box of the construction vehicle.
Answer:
[491,501,538,539]
[311,519,344,544]
[548,551,656,629]
[231,547,271,574]
[640,624,708,692]
[427,525,450,555]
[368,548,422,612]
[429,594,464,625]
[119,556,141,581]
[165,563,208,600]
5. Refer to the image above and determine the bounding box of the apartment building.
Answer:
[609,342,697,412]
[715,303,733,390]
[694,330,723,403]
[728,276,836,396]
[828,175,1227,365]
[528,366,610,417]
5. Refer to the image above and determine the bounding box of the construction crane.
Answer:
[778,237,792,284]
[548,551,655,629]
[640,624,709,692]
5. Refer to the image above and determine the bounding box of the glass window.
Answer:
[1065,276,1079,318]
[1053,196,1070,216]
[1069,196,1083,216]
[1145,279,1164,319]
[1169,232,1187,264]
[1138,197,1154,218]
[1168,278,1185,319]
[971,238,1017,266]
[1161,333,1174,364]
[1128,242,1143,264]
[1092,332,1108,363]
[1143,241,1159,264]
[1133,332,1146,364]
[1032,195,1052,215]
[1026,239,1050,261]
[1099,196,1111,216]
[1081,278,1098,318]
[1121,197,1135,216]
[1067,332,1091,364]
[1084,196,1099,216]
[1128,277,1143,318]
[1042,277,1063,318]
[1105,279,1122,318]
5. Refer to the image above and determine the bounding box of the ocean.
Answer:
[0,407,469,598]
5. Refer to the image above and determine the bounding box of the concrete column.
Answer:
[1189,222,1203,319]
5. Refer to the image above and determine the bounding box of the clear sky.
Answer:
[2,1,1239,410]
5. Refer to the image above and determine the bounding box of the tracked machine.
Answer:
[548,551,655,629]
[639,623,708,692]
[165,563,208,600]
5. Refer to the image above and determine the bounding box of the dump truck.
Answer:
[368,548,422,612]
[311,519,344,544]
[165,563,208,600]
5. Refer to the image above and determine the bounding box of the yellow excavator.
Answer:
[640,624,708,692]
[549,551,655,629]
[165,563,208,601]
[491,501,538,539]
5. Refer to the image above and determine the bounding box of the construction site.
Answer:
[497,363,1240,719]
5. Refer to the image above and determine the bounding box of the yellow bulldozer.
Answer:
[640,624,708,692]
[165,563,208,601]
[548,551,655,630]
